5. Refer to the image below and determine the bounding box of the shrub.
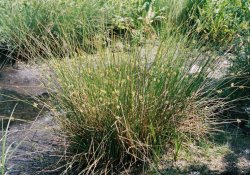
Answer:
[46,37,222,173]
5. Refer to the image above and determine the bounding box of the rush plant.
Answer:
[46,35,223,173]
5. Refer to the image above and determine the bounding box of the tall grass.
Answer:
[44,35,224,173]
[0,0,187,61]
[0,0,108,58]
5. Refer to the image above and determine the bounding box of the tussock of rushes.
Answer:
[47,40,222,174]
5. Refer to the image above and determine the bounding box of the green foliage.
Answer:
[182,0,250,45]
[108,0,183,38]
[181,0,250,105]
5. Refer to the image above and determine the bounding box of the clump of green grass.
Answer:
[45,36,223,173]
[0,0,233,173]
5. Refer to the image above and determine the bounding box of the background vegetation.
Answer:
[0,0,186,59]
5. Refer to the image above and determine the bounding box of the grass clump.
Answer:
[0,0,239,173]
[46,36,223,173]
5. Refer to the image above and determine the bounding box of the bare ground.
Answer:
[2,114,64,175]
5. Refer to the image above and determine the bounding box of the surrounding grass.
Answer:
[180,0,250,118]
[0,0,187,61]
[0,0,248,56]
[181,0,250,47]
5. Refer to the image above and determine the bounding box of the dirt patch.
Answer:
[0,64,64,174]
[1,113,65,175]
[0,64,46,96]
[159,125,250,175]
[0,63,49,127]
